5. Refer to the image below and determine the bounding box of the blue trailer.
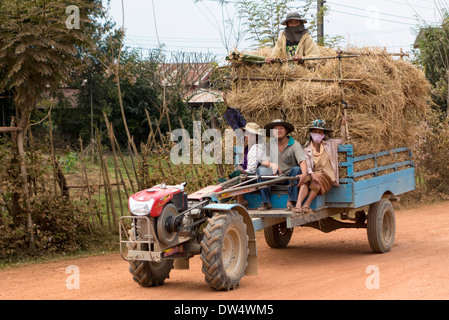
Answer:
[199,144,415,283]
[120,145,415,290]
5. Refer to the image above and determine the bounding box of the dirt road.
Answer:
[1,201,449,300]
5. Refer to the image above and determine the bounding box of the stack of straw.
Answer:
[225,46,431,158]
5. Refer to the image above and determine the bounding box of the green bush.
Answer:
[413,109,449,195]
[0,143,98,261]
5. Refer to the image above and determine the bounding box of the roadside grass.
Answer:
[0,153,136,269]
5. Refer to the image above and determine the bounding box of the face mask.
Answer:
[310,133,325,143]
[285,24,307,42]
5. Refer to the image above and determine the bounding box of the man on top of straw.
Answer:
[265,12,320,65]
[257,119,308,211]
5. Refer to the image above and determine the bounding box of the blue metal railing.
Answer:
[338,145,414,182]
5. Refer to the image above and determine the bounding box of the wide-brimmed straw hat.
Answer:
[243,122,263,136]
[281,12,307,26]
[303,119,334,132]
[264,119,295,134]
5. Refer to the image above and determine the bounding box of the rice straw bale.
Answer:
[226,46,431,156]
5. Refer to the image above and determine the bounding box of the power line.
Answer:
[127,36,227,44]
[383,0,435,10]
[125,42,229,51]
[349,27,412,36]
[327,1,426,22]
[125,35,254,48]
[330,8,420,25]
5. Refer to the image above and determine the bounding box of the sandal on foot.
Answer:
[292,207,302,214]
[301,207,312,214]
[258,203,272,211]
[286,204,294,211]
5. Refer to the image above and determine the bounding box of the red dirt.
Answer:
[1,201,449,300]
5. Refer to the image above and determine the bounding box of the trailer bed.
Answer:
[243,145,415,232]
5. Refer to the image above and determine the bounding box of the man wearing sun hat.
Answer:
[265,12,320,65]
[257,119,308,211]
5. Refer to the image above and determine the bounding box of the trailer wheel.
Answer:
[127,229,173,287]
[264,222,293,248]
[200,210,249,291]
[367,199,396,253]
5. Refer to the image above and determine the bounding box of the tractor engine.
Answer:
[121,183,221,263]
[127,183,188,249]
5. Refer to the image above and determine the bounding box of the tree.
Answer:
[414,17,449,117]
[413,4,449,118]
[0,0,102,247]
[194,0,333,49]
[235,0,315,47]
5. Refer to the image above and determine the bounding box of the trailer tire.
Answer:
[200,210,249,291]
[264,222,293,248]
[367,199,396,253]
[127,229,173,287]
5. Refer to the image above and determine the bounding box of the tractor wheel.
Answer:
[367,199,396,253]
[128,259,173,287]
[200,210,249,291]
[264,222,293,248]
[127,229,173,287]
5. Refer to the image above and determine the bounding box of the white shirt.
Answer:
[246,143,265,175]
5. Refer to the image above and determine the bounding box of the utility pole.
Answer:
[317,0,325,46]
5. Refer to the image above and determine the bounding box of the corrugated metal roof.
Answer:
[188,89,223,104]
[158,63,213,87]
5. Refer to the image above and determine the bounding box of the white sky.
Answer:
[106,0,446,62]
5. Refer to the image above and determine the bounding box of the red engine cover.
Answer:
[130,186,182,217]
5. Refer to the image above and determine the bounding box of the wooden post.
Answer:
[447,69,449,118]
[80,137,97,228]
[0,126,22,132]
[102,154,118,229]
[127,140,141,190]
[144,109,157,149]
[108,123,125,217]
[113,134,136,194]
[211,116,224,177]
[110,126,130,200]
[48,112,58,195]
[96,128,112,229]
[17,128,34,248]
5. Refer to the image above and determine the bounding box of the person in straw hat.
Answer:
[293,119,343,214]
[223,122,265,207]
[233,122,266,175]
[265,12,320,65]
[242,122,266,175]
[257,119,308,211]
